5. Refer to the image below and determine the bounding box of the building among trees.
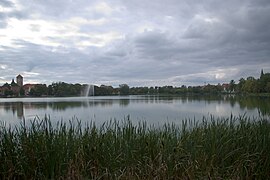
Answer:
[16,74,23,87]
[0,74,37,97]
[0,70,269,97]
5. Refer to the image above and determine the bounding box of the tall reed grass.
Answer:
[0,115,270,179]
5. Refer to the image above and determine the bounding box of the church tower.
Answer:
[16,74,23,87]
[260,69,264,79]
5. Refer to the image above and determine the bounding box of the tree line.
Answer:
[128,70,270,95]
[1,70,269,97]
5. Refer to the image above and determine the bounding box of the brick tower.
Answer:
[16,74,23,87]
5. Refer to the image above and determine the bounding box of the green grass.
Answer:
[0,115,270,179]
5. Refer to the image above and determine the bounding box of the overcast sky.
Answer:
[0,0,270,87]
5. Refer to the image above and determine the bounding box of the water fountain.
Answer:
[85,84,95,97]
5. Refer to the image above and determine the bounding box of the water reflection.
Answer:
[1,102,24,119]
[0,95,269,121]
[119,99,130,107]
[236,96,270,116]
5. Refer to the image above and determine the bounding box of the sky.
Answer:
[0,0,270,87]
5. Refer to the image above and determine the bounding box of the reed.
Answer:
[0,115,269,179]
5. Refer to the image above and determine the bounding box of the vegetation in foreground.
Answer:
[0,116,270,179]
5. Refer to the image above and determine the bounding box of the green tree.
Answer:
[50,82,83,97]
[237,78,246,92]
[259,73,270,93]
[242,77,258,93]
[149,87,155,94]
[229,80,235,92]
[47,85,53,96]
[30,84,48,97]
[95,85,113,96]
[19,88,25,96]
[4,89,13,96]
[119,84,129,95]
[265,82,270,93]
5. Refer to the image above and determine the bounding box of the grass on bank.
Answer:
[0,115,270,179]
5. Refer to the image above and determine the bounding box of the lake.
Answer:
[0,95,269,126]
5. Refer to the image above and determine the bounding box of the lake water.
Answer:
[0,95,269,126]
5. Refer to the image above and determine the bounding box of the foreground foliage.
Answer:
[0,116,270,179]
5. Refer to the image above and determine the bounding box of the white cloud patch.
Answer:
[0,16,123,49]
[0,64,7,69]
[68,17,107,26]
[94,2,114,15]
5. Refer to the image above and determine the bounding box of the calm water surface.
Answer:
[0,95,269,126]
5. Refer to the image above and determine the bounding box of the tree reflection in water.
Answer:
[0,95,269,120]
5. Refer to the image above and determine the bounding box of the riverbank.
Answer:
[1,116,270,179]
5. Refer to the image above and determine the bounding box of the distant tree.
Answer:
[47,85,53,96]
[187,86,200,94]
[10,79,17,87]
[259,72,270,93]
[203,84,221,94]
[217,83,223,92]
[242,77,258,93]
[130,87,149,95]
[4,89,13,96]
[237,78,246,92]
[265,82,270,93]
[3,82,10,88]
[119,84,129,95]
[149,87,155,94]
[30,84,47,97]
[19,88,25,96]
[229,80,236,92]
[173,85,187,94]
[1,83,12,96]
[247,76,255,81]
[49,82,83,96]
[95,85,113,96]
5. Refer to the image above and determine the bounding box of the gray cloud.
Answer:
[0,16,7,28]
[0,0,270,86]
[0,0,14,7]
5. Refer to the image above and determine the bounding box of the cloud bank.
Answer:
[0,0,270,86]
